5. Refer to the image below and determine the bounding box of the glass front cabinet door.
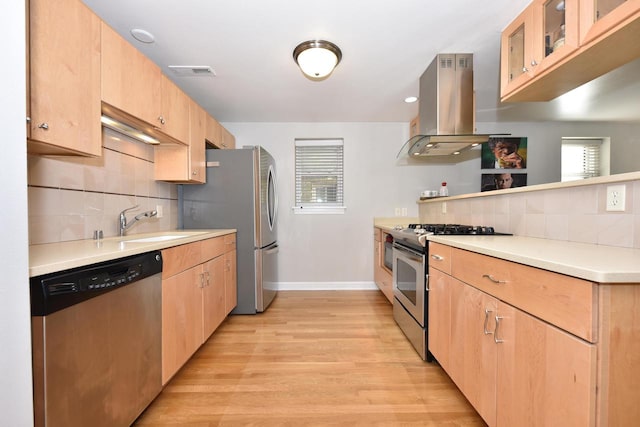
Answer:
[500,7,534,98]
[580,0,640,44]
[501,0,579,100]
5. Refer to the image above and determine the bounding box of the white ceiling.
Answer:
[82,0,640,124]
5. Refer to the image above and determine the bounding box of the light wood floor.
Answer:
[135,291,486,426]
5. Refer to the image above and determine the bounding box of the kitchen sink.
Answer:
[124,235,190,243]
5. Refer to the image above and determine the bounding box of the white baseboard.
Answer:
[275,282,379,291]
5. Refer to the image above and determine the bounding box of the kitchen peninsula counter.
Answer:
[29,230,236,277]
[428,235,640,283]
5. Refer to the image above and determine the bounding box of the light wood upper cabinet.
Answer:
[205,114,223,148]
[100,22,161,127]
[154,99,206,183]
[500,7,535,98]
[501,0,640,102]
[501,0,579,99]
[159,75,191,144]
[580,0,640,44]
[189,100,206,183]
[220,125,236,149]
[28,0,102,156]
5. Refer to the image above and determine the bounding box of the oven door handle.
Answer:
[392,243,424,262]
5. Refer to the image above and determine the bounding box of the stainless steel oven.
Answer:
[392,240,428,360]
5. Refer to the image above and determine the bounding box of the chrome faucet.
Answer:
[118,205,157,236]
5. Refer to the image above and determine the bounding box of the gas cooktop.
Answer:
[407,223,503,235]
[389,223,511,248]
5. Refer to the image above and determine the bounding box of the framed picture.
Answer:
[481,173,527,192]
[482,137,527,169]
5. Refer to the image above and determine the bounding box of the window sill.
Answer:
[292,206,346,215]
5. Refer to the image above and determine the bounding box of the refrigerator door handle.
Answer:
[264,244,279,256]
[267,164,278,231]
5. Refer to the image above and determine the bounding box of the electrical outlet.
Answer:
[156,205,164,218]
[401,207,408,216]
[395,208,401,216]
[442,202,447,214]
[606,185,626,212]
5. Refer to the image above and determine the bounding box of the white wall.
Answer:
[477,121,640,187]
[225,122,478,287]
[1,0,34,424]
[227,120,640,287]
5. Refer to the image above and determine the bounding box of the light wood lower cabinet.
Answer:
[429,244,602,426]
[160,233,236,384]
[373,228,393,303]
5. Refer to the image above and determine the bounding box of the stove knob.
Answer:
[486,227,495,234]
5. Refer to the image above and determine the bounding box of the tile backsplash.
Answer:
[419,177,640,249]
[28,128,179,244]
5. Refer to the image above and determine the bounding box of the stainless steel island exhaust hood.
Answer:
[398,53,507,158]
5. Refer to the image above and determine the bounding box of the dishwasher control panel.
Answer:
[30,251,162,316]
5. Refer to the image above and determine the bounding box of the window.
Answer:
[294,139,345,214]
[561,138,609,182]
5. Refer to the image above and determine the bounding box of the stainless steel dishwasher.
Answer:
[30,251,163,427]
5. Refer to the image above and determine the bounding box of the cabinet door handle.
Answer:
[483,309,494,335]
[158,115,166,125]
[482,274,506,284]
[199,273,204,288]
[38,123,49,130]
[205,271,211,287]
[530,59,538,67]
[430,254,444,261]
[494,316,504,343]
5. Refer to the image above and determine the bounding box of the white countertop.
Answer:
[29,230,236,277]
[428,235,640,283]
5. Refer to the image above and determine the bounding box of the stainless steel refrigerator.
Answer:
[179,146,278,313]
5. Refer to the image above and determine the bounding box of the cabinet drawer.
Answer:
[201,236,225,262]
[429,242,452,275]
[161,241,202,279]
[451,248,597,342]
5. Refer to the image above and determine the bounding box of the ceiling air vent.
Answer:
[167,65,216,77]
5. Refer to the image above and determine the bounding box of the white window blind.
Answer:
[294,139,345,214]
[561,140,602,181]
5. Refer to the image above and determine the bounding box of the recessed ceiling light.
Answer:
[404,96,418,103]
[130,28,155,44]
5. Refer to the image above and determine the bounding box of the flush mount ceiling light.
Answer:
[404,96,418,103]
[293,40,342,81]
[130,28,155,44]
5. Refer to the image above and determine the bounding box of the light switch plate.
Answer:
[606,185,626,212]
